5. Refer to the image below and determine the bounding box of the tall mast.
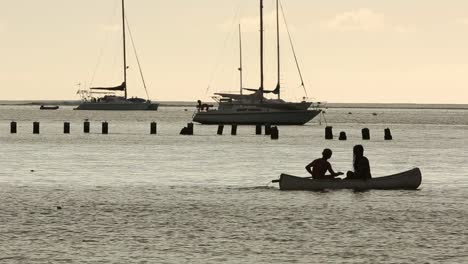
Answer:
[122,0,128,99]
[238,24,243,95]
[276,0,281,99]
[259,0,264,95]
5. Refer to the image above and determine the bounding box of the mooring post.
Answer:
[64,122,70,134]
[33,122,40,134]
[256,125,262,135]
[102,122,108,135]
[150,122,157,135]
[325,126,333,140]
[181,123,194,135]
[217,125,224,135]
[187,123,194,135]
[385,128,393,140]
[271,126,279,140]
[84,121,90,134]
[339,131,347,141]
[10,121,17,134]
[362,128,370,140]
[231,125,238,136]
[265,124,272,135]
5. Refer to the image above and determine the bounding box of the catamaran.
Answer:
[193,0,321,125]
[75,0,158,111]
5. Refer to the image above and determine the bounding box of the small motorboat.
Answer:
[273,168,422,191]
[40,105,59,110]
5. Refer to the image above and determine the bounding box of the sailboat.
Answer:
[75,0,159,111]
[193,0,321,125]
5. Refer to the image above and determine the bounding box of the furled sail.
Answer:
[91,82,126,91]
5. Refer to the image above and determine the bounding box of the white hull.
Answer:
[75,101,159,111]
[276,168,422,191]
[193,109,321,125]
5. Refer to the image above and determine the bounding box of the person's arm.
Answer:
[305,160,315,176]
[327,163,344,177]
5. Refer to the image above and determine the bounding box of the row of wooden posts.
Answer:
[325,126,393,140]
[7,122,391,141]
[8,121,156,135]
[7,121,280,140]
[180,123,279,139]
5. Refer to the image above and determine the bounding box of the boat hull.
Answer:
[74,101,159,111]
[40,106,59,110]
[277,168,422,191]
[193,109,321,125]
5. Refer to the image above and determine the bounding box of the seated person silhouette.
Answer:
[306,149,344,179]
[346,145,372,180]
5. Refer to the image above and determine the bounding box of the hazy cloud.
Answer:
[321,8,416,33]
[323,8,385,32]
[218,11,279,33]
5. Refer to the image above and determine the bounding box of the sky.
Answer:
[1,0,468,103]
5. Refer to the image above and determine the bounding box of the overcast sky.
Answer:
[1,0,468,103]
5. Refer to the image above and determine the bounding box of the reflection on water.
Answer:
[0,106,467,263]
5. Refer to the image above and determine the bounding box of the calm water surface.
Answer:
[0,106,467,263]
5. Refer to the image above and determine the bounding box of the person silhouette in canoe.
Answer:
[346,145,372,180]
[306,149,344,179]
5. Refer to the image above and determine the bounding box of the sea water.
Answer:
[0,105,466,263]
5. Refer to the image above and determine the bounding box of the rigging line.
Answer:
[279,0,308,98]
[206,0,243,95]
[125,15,150,100]
[89,1,120,89]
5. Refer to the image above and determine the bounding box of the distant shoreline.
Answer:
[0,101,467,110]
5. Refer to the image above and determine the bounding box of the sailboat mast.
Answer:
[259,0,264,94]
[276,0,281,99]
[239,24,243,95]
[122,0,128,99]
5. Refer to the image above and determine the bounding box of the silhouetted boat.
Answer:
[75,0,158,111]
[40,105,59,110]
[193,0,321,125]
[273,168,422,191]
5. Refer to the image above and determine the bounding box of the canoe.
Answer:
[274,168,422,191]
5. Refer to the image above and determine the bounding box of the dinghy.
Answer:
[273,168,422,191]
[40,105,59,110]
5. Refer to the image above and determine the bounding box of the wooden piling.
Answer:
[362,128,370,140]
[187,123,194,135]
[102,122,108,134]
[181,123,194,135]
[339,131,347,141]
[10,121,17,134]
[217,125,224,135]
[33,122,40,134]
[231,125,238,136]
[84,121,90,133]
[256,125,262,135]
[150,122,157,135]
[385,128,393,140]
[325,126,333,140]
[271,126,279,140]
[265,124,272,135]
[64,122,70,134]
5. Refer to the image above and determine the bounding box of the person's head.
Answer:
[322,148,332,160]
[353,145,364,158]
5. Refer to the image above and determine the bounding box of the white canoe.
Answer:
[274,168,422,191]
